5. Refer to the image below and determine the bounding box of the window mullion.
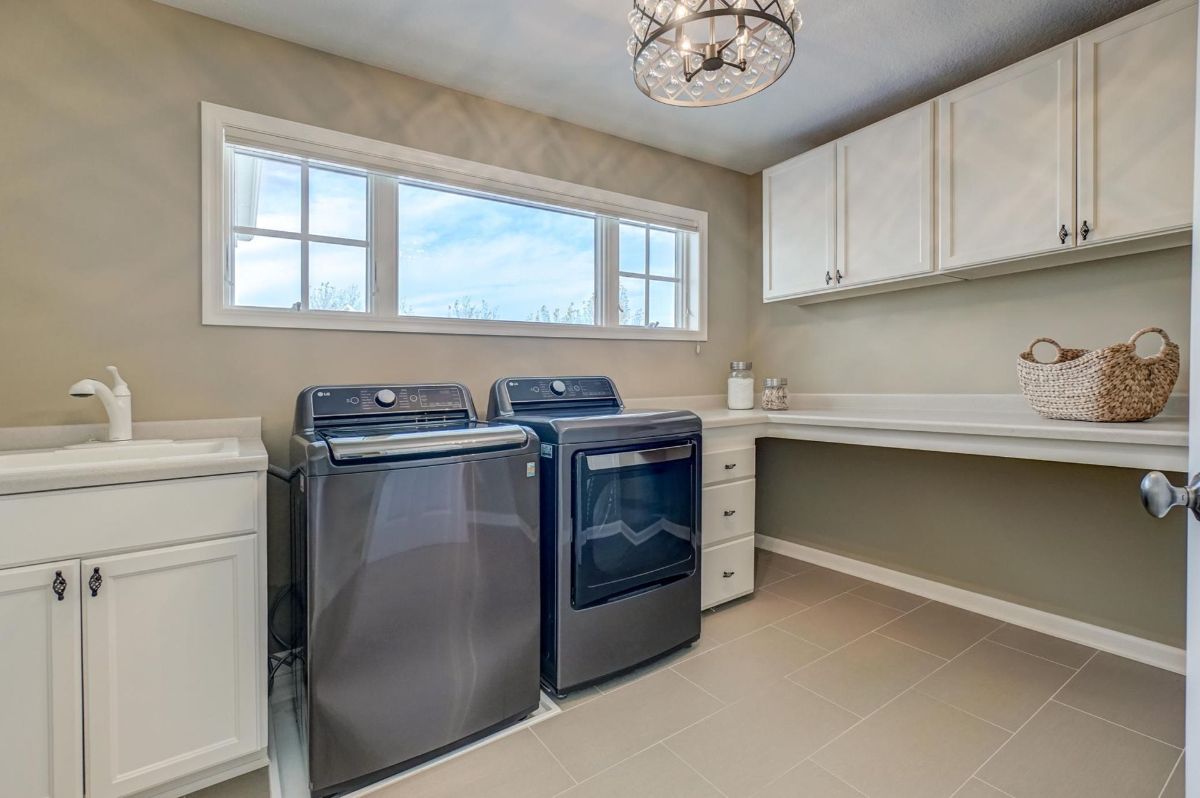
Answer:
[599,217,619,327]
[373,176,399,318]
[299,162,310,311]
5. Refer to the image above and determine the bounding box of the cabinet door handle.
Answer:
[1080,220,1091,241]
[824,271,832,286]
[88,567,102,597]
[723,463,737,470]
[835,269,844,284]
[723,509,736,516]
[722,570,735,578]
[52,570,67,601]
[1059,224,1070,244]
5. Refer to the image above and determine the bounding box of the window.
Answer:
[202,103,707,340]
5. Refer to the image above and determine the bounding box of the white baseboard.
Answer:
[756,534,1186,674]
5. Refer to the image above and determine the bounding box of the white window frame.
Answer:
[201,102,708,341]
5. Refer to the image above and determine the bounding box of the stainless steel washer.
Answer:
[290,383,541,797]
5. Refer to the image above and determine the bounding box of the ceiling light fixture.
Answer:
[628,0,801,107]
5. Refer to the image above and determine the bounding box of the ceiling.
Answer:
[156,0,1158,174]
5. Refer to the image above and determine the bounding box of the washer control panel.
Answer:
[311,384,470,418]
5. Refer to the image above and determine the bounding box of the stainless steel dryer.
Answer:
[488,376,702,696]
[290,384,541,797]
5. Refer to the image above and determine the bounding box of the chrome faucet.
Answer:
[69,366,132,442]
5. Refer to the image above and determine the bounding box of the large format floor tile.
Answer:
[979,701,1180,798]
[917,639,1075,731]
[756,760,866,798]
[813,690,1009,798]
[555,744,722,798]
[532,670,722,781]
[851,582,928,612]
[762,564,864,606]
[672,626,825,702]
[666,680,857,798]
[378,730,573,798]
[773,593,903,651]
[877,601,1002,659]
[1055,651,1185,746]
[700,589,806,645]
[755,548,808,588]
[790,632,944,717]
[952,779,1010,798]
[986,624,1095,668]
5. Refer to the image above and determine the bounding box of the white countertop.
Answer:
[0,418,268,495]
[626,394,1187,471]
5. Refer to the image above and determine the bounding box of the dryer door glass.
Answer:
[572,440,697,608]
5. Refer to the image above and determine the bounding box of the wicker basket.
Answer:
[1017,327,1180,422]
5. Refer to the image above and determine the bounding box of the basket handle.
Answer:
[1024,337,1064,364]
[1128,327,1172,357]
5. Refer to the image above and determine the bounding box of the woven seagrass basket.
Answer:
[1016,327,1180,422]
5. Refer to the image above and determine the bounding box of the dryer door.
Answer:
[572,439,698,608]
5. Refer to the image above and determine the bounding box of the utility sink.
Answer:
[0,438,240,474]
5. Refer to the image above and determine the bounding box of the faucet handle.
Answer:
[105,366,130,396]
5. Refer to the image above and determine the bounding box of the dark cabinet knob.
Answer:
[88,567,102,597]
[1059,224,1070,244]
[1080,220,1091,241]
[52,571,67,601]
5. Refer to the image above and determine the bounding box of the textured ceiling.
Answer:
[155,0,1159,173]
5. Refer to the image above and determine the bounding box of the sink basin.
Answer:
[0,438,239,474]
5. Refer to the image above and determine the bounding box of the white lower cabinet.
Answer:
[701,432,757,610]
[0,560,83,798]
[701,537,756,610]
[84,537,260,798]
[0,474,266,798]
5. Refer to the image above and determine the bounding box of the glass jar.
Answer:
[727,361,755,410]
[761,377,789,410]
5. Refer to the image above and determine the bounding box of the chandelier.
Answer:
[628,0,801,107]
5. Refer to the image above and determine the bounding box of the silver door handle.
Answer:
[585,443,692,471]
[1140,471,1200,519]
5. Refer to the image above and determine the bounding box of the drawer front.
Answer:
[702,537,755,610]
[702,479,755,546]
[0,473,261,568]
[703,446,756,485]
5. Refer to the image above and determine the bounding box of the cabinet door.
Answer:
[762,142,836,299]
[1077,0,1197,245]
[0,560,83,798]
[938,42,1076,269]
[83,537,259,798]
[837,102,935,285]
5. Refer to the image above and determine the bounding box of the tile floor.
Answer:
[195,548,1185,798]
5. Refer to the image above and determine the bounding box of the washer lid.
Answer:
[321,422,528,462]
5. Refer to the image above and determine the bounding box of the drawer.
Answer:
[703,446,756,485]
[702,479,755,546]
[701,536,755,609]
[0,473,261,568]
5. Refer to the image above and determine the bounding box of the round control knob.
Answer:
[374,389,397,408]
[549,380,567,396]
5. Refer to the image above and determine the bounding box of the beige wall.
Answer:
[756,441,1187,646]
[0,0,753,436]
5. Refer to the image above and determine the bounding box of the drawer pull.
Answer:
[724,463,737,470]
[723,510,736,517]
[722,570,735,578]
[52,571,67,601]
[88,567,102,597]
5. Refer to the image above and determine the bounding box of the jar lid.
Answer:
[763,377,787,387]
[730,361,752,370]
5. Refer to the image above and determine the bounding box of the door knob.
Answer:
[1140,471,1200,519]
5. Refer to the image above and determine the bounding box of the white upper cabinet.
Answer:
[762,142,837,299]
[83,536,260,798]
[938,42,1077,269]
[1077,0,1197,245]
[837,102,935,285]
[0,560,83,798]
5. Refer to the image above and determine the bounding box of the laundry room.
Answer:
[0,1,1194,797]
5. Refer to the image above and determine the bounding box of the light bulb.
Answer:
[678,34,692,52]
